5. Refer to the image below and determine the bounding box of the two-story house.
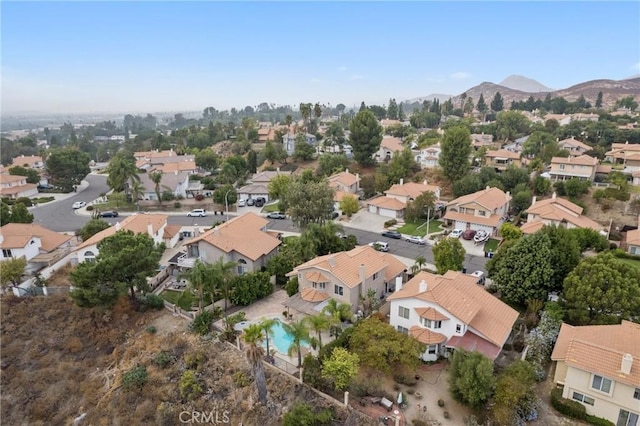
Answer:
[558,137,592,158]
[549,155,598,182]
[520,193,604,235]
[443,187,511,236]
[11,155,44,169]
[551,321,640,426]
[0,174,39,199]
[366,179,441,219]
[374,136,405,162]
[0,223,74,272]
[182,212,281,273]
[415,143,442,169]
[285,245,407,315]
[484,149,521,171]
[282,132,317,156]
[137,171,191,201]
[388,270,518,361]
[75,214,168,263]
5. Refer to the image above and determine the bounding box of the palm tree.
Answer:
[211,257,236,321]
[282,319,310,368]
[242,324,268,404]
[304,313,330,349]
[259,318,277,359]
[149,171,163,205]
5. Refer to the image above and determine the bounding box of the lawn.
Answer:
[617,257,640,270]
[397,220,443,237]
[484,238,500,253]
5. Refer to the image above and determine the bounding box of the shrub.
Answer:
[173,201,181,209]
[384,219,398,228]
[144,293,164,310]
[85,205,94,211]
[122,365,148,391]
[15,197,32,207]
[189,310,214,335]
[179,370,202,401]
[155,351,175,368]
[145,325,157,334]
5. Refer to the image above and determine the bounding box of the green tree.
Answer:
[322,347,360,391]
[8,166,40,184]
[77,218,110,242]
[8,203,34,223]
[282,319,311,367]
[448,349,496,409]
[213,184,238,206]
[490,92,504,112]
[339,194,359,217]
[349,316,422,373]
[440,126,472,182]
[242,324,268,404]
[432,237,465,274]
[46,147,91,192]
[0,256,27,288]
[491,232,555,305]
[284,179,335,229]
[149,171,163,205]
[349,109,383,167]
[70,230,164,307]
[267,174,292,200]
[404,191,436,223]
[106,151,139,193]
[491,360,537,425]
[562,252,640,325]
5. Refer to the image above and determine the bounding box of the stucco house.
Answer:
[551,321,640,426]
[137,171,190,200]
[484,149,521,171]
[75,214,168,263]
[0,174,39,199]
[0,223,75,272]
[285,245,407,315]
[388,270,518,361]
[558,137,592,158]
[443,187,511,236]
[520,193,604,235]
[181,212,281,274]
[11,155,44,169]
[549,155,598,182]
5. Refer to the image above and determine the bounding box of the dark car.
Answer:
[381,230,402,239]
[462,229,477,240]
[267,212,286,219]
[99,210,119,218]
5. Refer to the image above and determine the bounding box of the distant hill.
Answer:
[499,75,552,92]
[448,77,640,109]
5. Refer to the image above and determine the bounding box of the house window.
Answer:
[398,306,410,319]
[617,410,639,426]
[591,375,612,393]
[312,282,326,290]
[397,325,408,335]
[634,388,640,400]
[334,285,344,296]
[373,272,379,280]
[428,345,437,354]
[2,249,12,258]
[456,324,462,333]
[572,392,595,406]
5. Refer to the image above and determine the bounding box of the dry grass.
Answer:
[0,294,377,425]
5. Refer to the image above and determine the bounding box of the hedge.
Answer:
[550,388,614,426]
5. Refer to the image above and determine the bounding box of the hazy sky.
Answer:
[2,1,639,114]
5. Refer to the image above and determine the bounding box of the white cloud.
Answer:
[338,66,348,72]
[449,72,471,80]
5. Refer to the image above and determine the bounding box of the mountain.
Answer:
[499,75,552,92]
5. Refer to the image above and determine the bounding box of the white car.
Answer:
[187,209,207,217]
[405,235,426,245]
[72,201,86,209]
[449,229,463,238]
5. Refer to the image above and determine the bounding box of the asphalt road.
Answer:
[33,174,488,273]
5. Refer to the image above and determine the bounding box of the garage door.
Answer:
[379,208,397,218]
[368,205,378,214]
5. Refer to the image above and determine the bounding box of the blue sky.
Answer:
[2,1,639,114]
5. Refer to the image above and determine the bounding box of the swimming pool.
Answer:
[265,320,310,355]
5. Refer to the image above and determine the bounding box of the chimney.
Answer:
[359,264,366,285]
[395,276,403,292]
[552,192,557,199]
[400,178,404,185]
[147,222,154,236]
[531,196,537,206]
[328,256,336,267]
[419,280,427,293]
[621,353,633,375]
[115,221,121,231]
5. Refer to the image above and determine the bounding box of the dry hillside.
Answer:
[0,295,375,426]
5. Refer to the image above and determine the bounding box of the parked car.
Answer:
[473,230,489,244]
[72,201,86,209]
[462,229,477,240]
[246,198,255,206]
[381,230,402,239]
[449,229,463,238]
[267,212,286,219]
[368,241,389,252]
[187,209,207,217]
[99,210,119,218]
[238,199,246,207]
[405,235,426,245]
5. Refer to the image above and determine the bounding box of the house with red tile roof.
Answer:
[551,321,640,425]
[443,186,511,236]
[285,245,407,315]
[388,270,518,361]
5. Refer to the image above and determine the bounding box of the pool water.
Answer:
[265,320,310,355]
